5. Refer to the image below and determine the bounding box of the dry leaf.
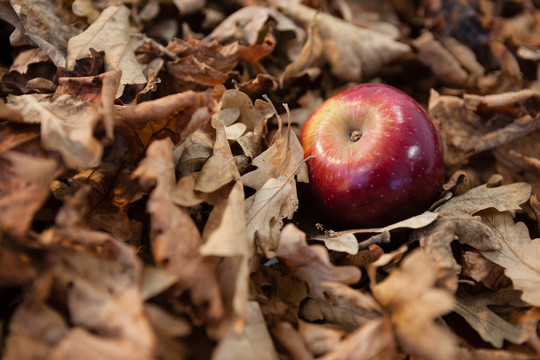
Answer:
[212,301,279,360]
[241,123,308,191]
[429,89,540,171]
[454,287,529,348]
[298,320,345,357]
[134,138,224,324]
[245,176,299,257]
[6,94,103,168]
[271,0,411,81]
[9,0,80,67]
[299,282,382,332]
[371,249,457,360]
[480,210,540,306]
[412,182,531,290]
[114,90,216,160]
[200,181,250,338]
[320,317,397,360]
[204,5,305,59]
[3,302,68,360]
[66,6,146,97]
[277,224,361,299]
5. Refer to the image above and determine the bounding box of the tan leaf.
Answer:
[0,150,58,234]
[10,0,80,67]
[271,0,411,81]
[219,89,272,159]
[412,183,532,290]
[480,210,540,306]
[212,301,279,360]
[241,124,309,191]
[245,176,299,257]
[114,90,216,160]
[320,317,397,360]
[429,89,540,171]
[204,6,305,57]
[454,287,529,348]
[461,250,511,291]
[194,112,240,193]
[7,94,103,168]
[66,6,146,97]
[3,303,68,360]
[298,320,345,357]
[200,181,250,337]
[277,224,361,300]
[299,282,382,331]
[49,328,149,360]
[371,249,457,360]
[133,138,224,323]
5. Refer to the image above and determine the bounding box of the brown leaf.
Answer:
[66,6,146,97]
[461,250,511,291]
[412,182,532,290]
[454,287,529,348]
[246,177,299,257]
[277,224,361,299]
[0,150,58,234]
[205,5,305,56]
[200,181,249,337]
[299,282,382,332]
[412,31,474,88]
[9,0,80,67]
[114,90,216,160]
[3,303,68,360]
[7,94,103,169]
[241,123,309,191]
[319,317,397,360]
[212,301,279,360]
[480,210,540,306]
[298,320,345,357]
[371,249,457,360]
[134,138,224,324]
[272,0,411,81]
[429,89,540,171]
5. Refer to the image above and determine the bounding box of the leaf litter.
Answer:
[2,1,540,359]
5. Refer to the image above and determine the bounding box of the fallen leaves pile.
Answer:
[1,0,540,359]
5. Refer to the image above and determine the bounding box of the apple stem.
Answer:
[350,130,362,142]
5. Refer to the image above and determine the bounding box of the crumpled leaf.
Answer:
[480,209,540,306]
[370,249,457,360]
[3,302,68,359]
[114,90,216,160]
[429,89,540,171]
[298,320,345,357]
[271,0,411,81]
[454,287,529,348]
[66,5,146,97]
[204,5,305,60]
[212,301,279,360]
[299,282,382,332]
[277,224,361,299]
[241,121,308,191]
[245,176,298,257]
[0,150,58,234]
[319,317,397,360]
[134,137,224,324]
[200,181,249,339]
[412,182,531,290]
[6,93,103,169]
[9,0,80,67]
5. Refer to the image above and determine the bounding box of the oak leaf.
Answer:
[277,224,361,299]
[371,249,457,360]
[66,6,146,97]
[480,209,540,306]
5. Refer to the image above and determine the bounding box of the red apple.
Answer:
[300,84,444,227]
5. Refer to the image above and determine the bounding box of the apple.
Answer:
[300,84,444,227]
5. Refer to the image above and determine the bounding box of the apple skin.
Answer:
[300,84,444,227]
